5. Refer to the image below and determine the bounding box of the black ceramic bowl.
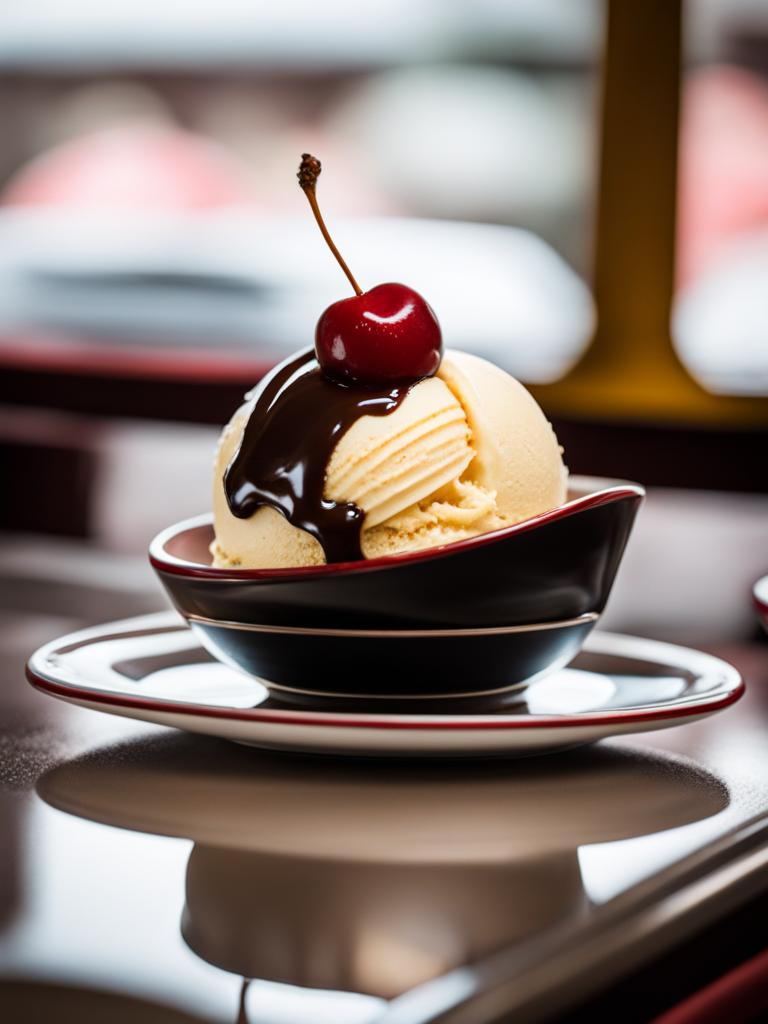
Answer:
[187,613,598,701]
[150,476,643,631]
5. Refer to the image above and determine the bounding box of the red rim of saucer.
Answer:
[149,478,645,581]
[26,619,743,732]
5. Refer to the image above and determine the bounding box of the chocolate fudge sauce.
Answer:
[224,348,415,563]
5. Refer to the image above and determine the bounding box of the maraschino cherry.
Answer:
[298,153,442,385]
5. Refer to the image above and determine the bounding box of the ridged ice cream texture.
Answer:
[211,350,567,568]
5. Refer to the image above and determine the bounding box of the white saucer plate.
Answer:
[27,613,743,758]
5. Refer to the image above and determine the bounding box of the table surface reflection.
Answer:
[1,585,767,1024]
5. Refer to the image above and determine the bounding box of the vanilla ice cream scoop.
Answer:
[440,350,568,525]
[211,350,566,569]
[325,376,474,528]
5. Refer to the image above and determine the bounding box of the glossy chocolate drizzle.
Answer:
[224,348,414,563]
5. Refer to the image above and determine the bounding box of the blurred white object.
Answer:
[673,229,768,395]
[330,66,592,225]
[0,209,594,382]
[0,1,446,69]
[0,0,599,68]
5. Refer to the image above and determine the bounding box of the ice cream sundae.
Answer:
[212,154,567,569]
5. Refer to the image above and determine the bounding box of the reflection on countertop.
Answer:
[34,735,728,1003]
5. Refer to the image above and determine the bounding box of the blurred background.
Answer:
[0,0,767,647]
[1,10,768,1024]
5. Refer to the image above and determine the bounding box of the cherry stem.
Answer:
[298,153,363,297]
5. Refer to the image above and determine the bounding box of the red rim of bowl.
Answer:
[149,476,645,581]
